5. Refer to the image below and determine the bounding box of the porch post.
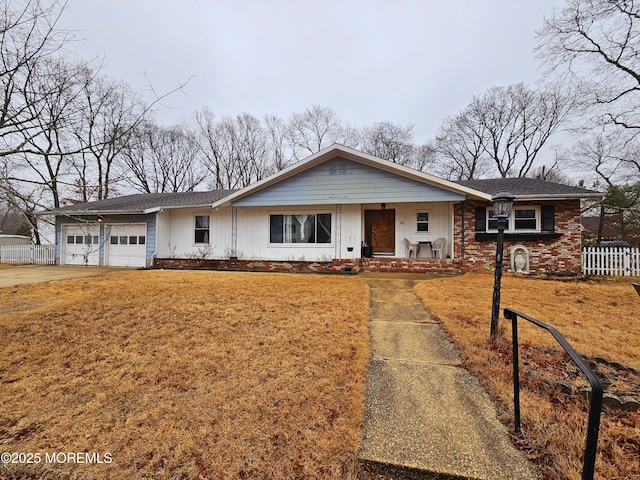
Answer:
[335,204,341,259]
[460,201,465,259]
[231,206,237,255]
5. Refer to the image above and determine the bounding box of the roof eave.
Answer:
[51,202,220,216]
[54,209,147,216]
[512,193,605,201]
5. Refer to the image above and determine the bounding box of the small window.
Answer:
[84,235,92,245]
[514,208,537,231]
[416,212,429,232]
[139,236,146,245]
[195,215,210,244]
[110,236,118,245]
[129,236,138,245]
[75,235,83,244]
[67,235,75,244]
[93,235,99,244]
[119,236,128,245]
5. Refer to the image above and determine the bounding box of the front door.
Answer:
[365,209,395,255]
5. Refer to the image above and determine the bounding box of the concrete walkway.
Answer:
[359,276,540,480]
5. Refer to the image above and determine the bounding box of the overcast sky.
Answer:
[58,0,565,143]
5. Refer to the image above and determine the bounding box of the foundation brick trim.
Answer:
[153,257,464,274]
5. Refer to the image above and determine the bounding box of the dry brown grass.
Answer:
[414,270,640,480]
[0,270,371,479]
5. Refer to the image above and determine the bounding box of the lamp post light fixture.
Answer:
[490,189,515,338]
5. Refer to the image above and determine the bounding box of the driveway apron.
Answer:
[359,276,540,480]
[0,265,123,288]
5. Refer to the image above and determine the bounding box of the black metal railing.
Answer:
[503,308,603,480]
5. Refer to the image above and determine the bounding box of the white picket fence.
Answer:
[582,246,640,276]
[0,244,55,265]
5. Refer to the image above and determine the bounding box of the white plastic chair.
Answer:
[432,237,446,258]
[404,238,418,258]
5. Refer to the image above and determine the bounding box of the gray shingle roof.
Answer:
[455,178,602,198]
[47,177,602,216]
[51,190,237,214]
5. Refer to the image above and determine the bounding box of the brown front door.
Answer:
[365,209,395,255]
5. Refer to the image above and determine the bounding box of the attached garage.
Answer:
[105,224,147,267]
[62,225,100,266]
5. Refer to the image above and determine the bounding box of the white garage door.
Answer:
[106,224,147,267]
[62,225,100,266]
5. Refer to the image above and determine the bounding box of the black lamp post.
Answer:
[490,189,515,338]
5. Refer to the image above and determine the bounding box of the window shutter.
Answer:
[542,205,555,231]
[475,207,486,231]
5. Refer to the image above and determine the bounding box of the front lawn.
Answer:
[0,271,371,479]
[414,271,640,480]
[3,268,637,479]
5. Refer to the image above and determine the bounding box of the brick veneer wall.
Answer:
[455,199,583,273]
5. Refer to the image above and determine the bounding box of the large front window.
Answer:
[269,214,331,244]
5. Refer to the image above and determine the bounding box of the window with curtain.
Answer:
[269,213,331,244]
[416,212,430,232]
[194,215,210,244]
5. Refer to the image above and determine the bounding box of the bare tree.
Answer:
[409,143,438,173]
[10,56,87,208]
[432,113,491,180]
[0,199,31,235]
[234,112,271,186]
[0,0,70,158]
[72,71,148,201]
[537,0,640,133]
[121,122,206,193]
[479,83,575,177]
[360,121,414,164]
[569,129,639,186]
[193,106,225,189]
[0,160,47,243]
[195,111,273,189]
[264,113,293,171]
[432,83,576,178]
[287,105,359,159]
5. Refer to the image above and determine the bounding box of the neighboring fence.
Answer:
[0,244,55,265]
[582,246,640,276]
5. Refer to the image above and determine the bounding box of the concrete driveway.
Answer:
[0,265,125,288]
